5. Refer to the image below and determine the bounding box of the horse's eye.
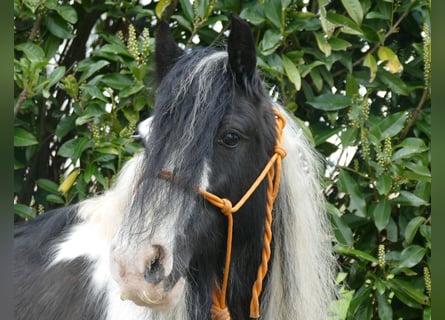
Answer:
[219,132,240,148]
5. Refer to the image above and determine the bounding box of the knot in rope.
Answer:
[220,198,233,216]
[211,304,231,320]
[274,145,287,158]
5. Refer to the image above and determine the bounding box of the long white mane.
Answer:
[261,105,337,319]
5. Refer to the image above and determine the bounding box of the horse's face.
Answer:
[110,17,275,311]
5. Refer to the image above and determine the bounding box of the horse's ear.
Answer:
[155,20,183,82]
[227,15,257,82]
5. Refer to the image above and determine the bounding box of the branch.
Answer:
[14,89,28,117]
[28,14,42,42]
[399,87,429,141]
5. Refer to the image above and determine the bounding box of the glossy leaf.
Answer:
[404,217,426,245]
[14,128,39,147]
[372,198,391,231]
[396,191,429,207]
[387,278,428,307]
[363,53,377,82]
[44,14,75,39]
[14,204,36,220]
[341,0,364,25]
[281,54,301,91]
[337,170,367,217]
[36,179,60,194]
[376,292,393,320]
[259,29,282,55]
[307,92,352,111]
[57,137,94,162]
[375,175,392,196]
[398,245,426,268]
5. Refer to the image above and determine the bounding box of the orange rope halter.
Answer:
[199,108,286,319]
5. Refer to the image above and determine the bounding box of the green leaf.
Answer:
[312,124,342,146]
[341,0,364,25]
[259,29,282,56]
[387,217,398,242]
[396,191,429,207]
[331,215,354,246]
[48,66,66,87]
[376,175,392,195]
[399,245,426,268]
[172,14,193,32]
[404,216,426,245]
[55,115,76,139]
[337,170,367,217]
[326,12,364,36]
[264,0,282,29]
[100,44,133,58]
[81,84,108,102]
[119,83,145,98]
[55,5,78,24]
[281,54,301,91]
[376,292,393,320]
[404,162,431,181]
[424,306,432,320]
[78,60,110,82]
[240,4,265,25]
[368,112,408,142]
[372,198,391,231]
[58,137,94,162]
[179,0,194,22]
[75,105,106,126]
[14,128,39,147]
[378,69,410,96]
[100,73,134,90]
[363,53,377,82]
[328,286,354,319]
[388,278,428,307]
[328,37,352,51]
[392,138,429,160]
[44,14,75,39]
[345,73,359,97]
[314,32,331,57]
[46,194,65,204]
[335,246,379,263]
[14,204,36,220]
[340,127,358,146]
[36,178,60,194]
[307,92,352,111]
[15,42,46,61]
[310,68,323,93]
[349,285,372,316]
[95,146,120,155]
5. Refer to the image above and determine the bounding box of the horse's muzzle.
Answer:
[110,244,185,310]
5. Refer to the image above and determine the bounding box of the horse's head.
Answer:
[110,16,277,314]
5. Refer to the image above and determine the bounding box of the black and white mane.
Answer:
[15,16,336,320]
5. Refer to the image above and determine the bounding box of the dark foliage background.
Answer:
[14,0,431,318]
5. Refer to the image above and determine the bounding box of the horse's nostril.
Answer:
[144,246,166,284]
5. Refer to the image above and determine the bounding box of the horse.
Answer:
[14,16,337,320]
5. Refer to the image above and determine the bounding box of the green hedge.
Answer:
[14,0,431,318]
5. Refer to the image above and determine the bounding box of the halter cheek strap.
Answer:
[199,108,286,319]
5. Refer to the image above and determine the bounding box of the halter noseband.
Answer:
[160,108,286,319]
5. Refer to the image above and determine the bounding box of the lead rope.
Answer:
[199,108,286,319]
